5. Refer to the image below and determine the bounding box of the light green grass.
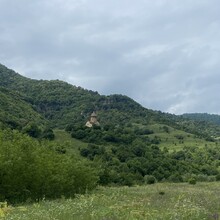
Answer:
[54,127,220,154]
[147,124,220,151]
[4,182,220,219]
[53,129,87,154]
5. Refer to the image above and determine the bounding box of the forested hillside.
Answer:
[1,63,220,138]
[1,63,220,202]
[182,113,220,126]
[0,64,153,128]
[0,87,44,130]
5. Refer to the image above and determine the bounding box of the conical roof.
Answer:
[91,111,97,117]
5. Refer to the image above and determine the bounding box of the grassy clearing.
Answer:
[147,124,219,151]
[3,182,220,220]
[53,129,87,154]
[53,127,220,154]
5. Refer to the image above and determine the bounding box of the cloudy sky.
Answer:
[1,0,220,114]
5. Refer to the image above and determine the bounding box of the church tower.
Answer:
[85,111,100,127]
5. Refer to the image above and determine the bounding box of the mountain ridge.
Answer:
[182,113,220,126]
[1,62,220,140]
[2,63,220,187]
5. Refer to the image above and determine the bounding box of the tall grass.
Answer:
[3,182,220,219]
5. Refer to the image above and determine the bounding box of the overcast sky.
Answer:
[1,0,220,114]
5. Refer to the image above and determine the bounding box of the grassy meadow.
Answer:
[2,182,220,220]
[54,126,220,154]
[147,124,219,151]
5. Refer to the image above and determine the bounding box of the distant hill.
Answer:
[0,63,156,129]
[0,87,44,129]
[1,63,220,139]
[182,113,220,126]
[2,63,220,187]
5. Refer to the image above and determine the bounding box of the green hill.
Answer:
[1,63,220,189]
[1,63,219,139]
[0,64,151,128]
[0,87,44,129]
[182,113,220,126]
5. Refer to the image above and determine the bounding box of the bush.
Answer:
[182,173,196,182]
[188,178,197,185]
[41,127,55,140]
[207,176,216,182]
[22,123,41,138]
[168,174,183,183]
[0,130,99,203]
[144,175,157,184]
[197,174,209,182]
[216,174,220,181]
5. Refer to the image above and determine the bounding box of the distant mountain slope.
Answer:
[0,63,154,128]
[0,87,44,129]
[3,63,220,186]
[1,63,220,139]
[182,113,220,126]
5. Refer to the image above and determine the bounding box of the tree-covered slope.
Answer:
[2,63,220,190]
[0,87,44,129]
[1,62,220,139]
[182,113,220,126]
[0,63,154,128]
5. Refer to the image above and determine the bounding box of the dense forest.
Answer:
[1,63,220,203]
[182,113,220,126]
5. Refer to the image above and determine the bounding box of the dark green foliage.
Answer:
[182,113,220,126]
[168,174,183,183]
[41,127,55,140]
[78,132,220,185]
[2,63,220,189]
[0,87,44,130]
[216,174,220,181]
[188,178,197,185]
[0,129,98,203]
[22,123,41,138]
[80,144,104,160]
[144,175,157,184]
[175,134,184,140]
[134,127,154,135]
[1,63,220,140]
[159,191,165,195]
[162,126,170,133]
[68,123,158,147]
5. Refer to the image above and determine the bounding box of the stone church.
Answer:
[85,112,100,127]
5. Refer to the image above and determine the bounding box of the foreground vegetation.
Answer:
[2,182,220,219]
[1,127,220,203]
[0,129,98,203]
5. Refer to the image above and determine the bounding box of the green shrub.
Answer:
[188,178,197,185]
[22,123,41,138]
[168,174,183,183]
[0,129,99,203]
[144,175,157,184]
[216,174,220,181]
[207,176,216,182]
[197,174,209,182]
[159,191,165,195]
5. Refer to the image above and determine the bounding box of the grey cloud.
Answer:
[1,0,220,114]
